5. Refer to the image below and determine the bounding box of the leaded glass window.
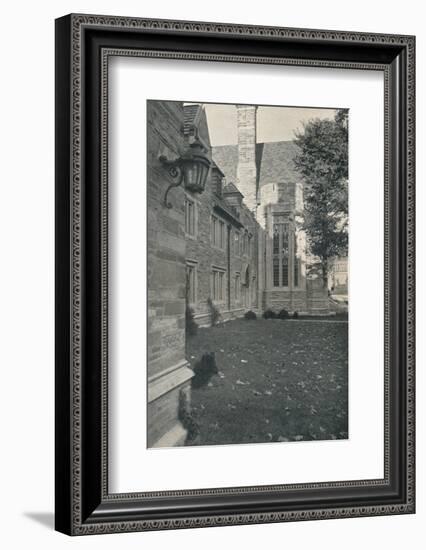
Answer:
[272,221,290,287]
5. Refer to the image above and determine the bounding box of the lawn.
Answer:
[185,317,348,446]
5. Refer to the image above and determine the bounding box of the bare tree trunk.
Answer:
[321,258,328,289]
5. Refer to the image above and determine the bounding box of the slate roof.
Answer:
[256,141,300,187]
[211,144,238,183]
[223,181,242,196]
[212,141,301,192]
[184,104,302,196]
[183,104,201,134]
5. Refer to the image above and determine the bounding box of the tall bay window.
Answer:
[294,233,299,287]
[272,221,290,287]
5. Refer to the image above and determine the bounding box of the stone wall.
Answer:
[147,100,193,447]
[306,278,331,314]
[183,184,260,324]
[146,100,334,448]
[263,289,309,314]
[258,183,332,316]
[185,105,260,324]
[236,105,257,213]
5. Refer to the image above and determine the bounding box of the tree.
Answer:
[293,110,348,287]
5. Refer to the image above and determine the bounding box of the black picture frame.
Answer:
[55,13,415,535]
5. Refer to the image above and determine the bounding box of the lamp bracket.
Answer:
[159,156,184,208]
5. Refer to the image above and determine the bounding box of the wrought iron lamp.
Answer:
[160,140,211,208]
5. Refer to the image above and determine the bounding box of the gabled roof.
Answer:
[183,103,211,150]
[223,181,243,196]
[256,141,300,187]
[212,141,301,192]
[183,104,201,134]
[211,161,225,177]
[211,144,238,183]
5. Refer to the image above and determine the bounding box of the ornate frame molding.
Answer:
[55,13,415,535]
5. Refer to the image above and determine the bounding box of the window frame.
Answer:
[211,266,226,303]
[184,195,197,238]
[185,259,198,306]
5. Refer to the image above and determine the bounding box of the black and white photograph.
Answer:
[147,101,349,448]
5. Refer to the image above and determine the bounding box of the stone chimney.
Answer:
[236,105,258,213]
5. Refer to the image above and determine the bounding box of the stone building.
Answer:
[328,256,349,295]
[147,100,330,448]
[147,100,193,448]
[212,105,329,314]
[183,104,261,325]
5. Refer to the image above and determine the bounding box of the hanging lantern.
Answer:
[160,140,211,208]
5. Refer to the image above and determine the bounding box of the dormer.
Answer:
[211,163,226,198]
[223,182,244,207]
[223,181,244,211]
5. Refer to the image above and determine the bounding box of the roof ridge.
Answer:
[223,181,242,194]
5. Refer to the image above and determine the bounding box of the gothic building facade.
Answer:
[182,103,261,326]
[147,100,329,448]
[184,102,330,321]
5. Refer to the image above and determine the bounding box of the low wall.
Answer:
[263,281,331,315]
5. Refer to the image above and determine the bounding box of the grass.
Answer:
[185,317,348,447]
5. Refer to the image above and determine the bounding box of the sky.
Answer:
[202,103,337,147]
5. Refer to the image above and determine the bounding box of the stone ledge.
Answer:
[151,422,188,449]
[148,361,194,403]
